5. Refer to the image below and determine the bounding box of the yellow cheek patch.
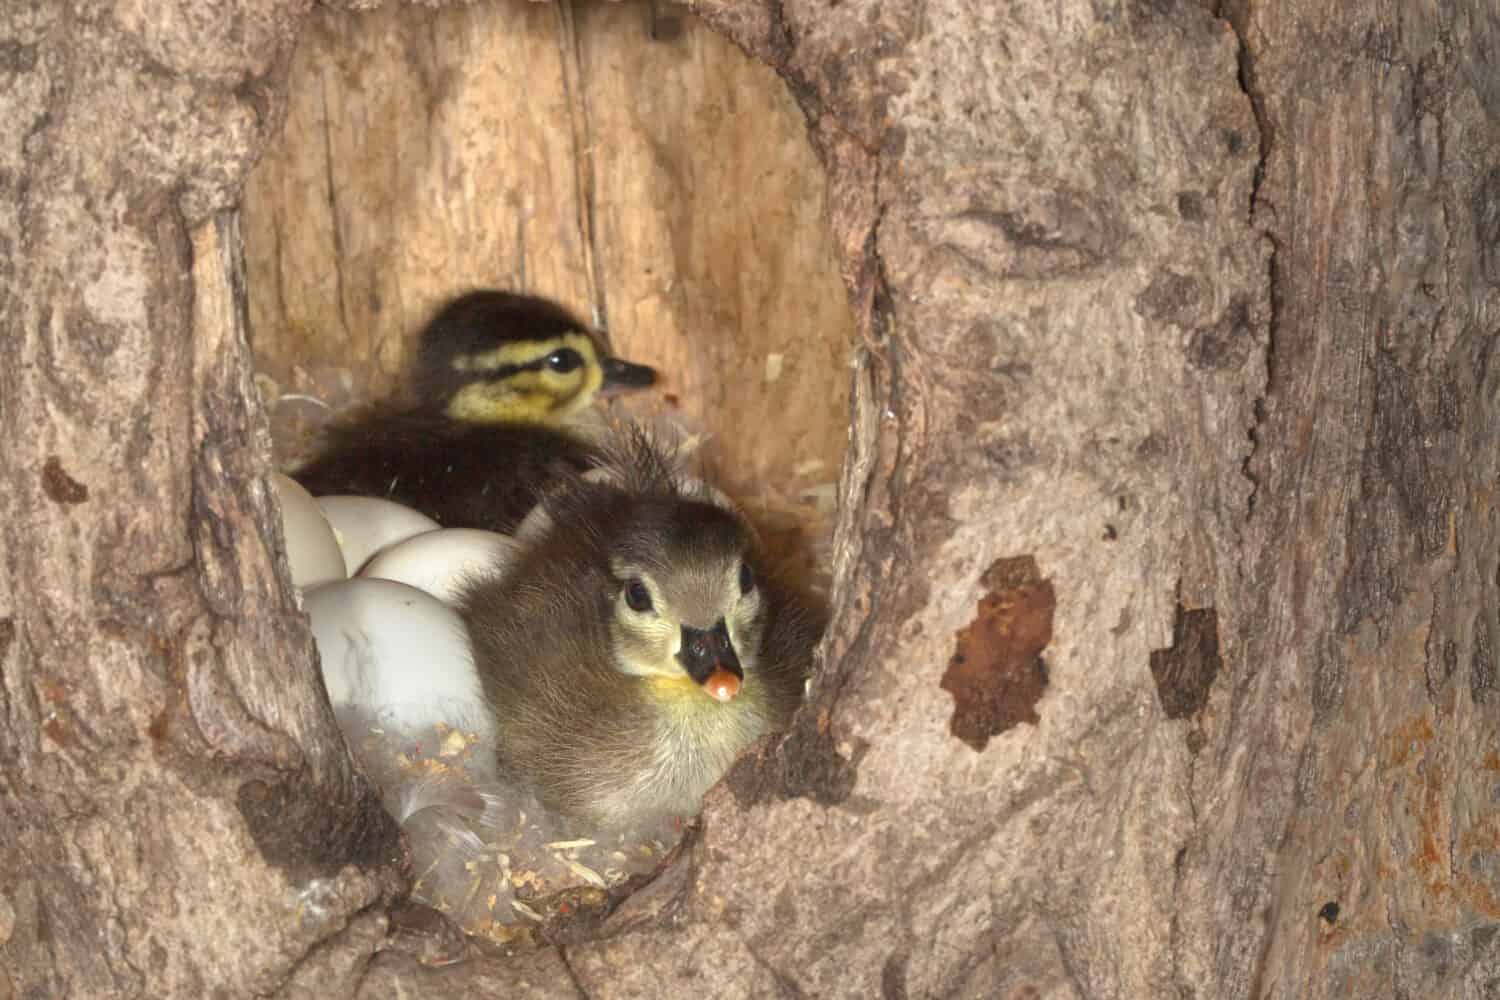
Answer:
[445,384,554,423]
[646,674,716,703]
[444,332,606,425]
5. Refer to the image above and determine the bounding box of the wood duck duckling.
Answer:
[291,290,658,533]
[457,432,824,832]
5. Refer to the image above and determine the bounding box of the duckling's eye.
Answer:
[624,578,654,613]
[546,348,584,374]
[738,562,755,595]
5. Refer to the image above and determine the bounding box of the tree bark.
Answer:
[1197,2,1500,995]
[0,3,407,996]
[3,0,1498,998]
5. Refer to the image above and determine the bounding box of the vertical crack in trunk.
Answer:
[556,946,595,1000]
[318,71,351,343]
[554,1,609,332]
[1216,1,1277,520]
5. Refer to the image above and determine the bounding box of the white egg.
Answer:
[360,529,520,605]
[305,578,495,740]
[271,473,347,589]
[315,495,441,575]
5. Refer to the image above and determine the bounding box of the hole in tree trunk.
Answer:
[241,0,853,947]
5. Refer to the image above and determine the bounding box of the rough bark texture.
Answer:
[0,3,409,996]
[2,0,1498,999]
[1201,2,1500,995]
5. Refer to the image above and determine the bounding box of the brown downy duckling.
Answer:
[291,290,657,533]
[457,430,824,831]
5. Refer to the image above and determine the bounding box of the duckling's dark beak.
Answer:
[599,356,658,394]
[679,620,744,702]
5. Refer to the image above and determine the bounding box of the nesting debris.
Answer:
[335,706,681,943]
[257,363,365,471]
[764,352,785,383]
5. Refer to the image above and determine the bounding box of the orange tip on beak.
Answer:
[704,668,741,703]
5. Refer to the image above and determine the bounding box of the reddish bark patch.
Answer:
[1148,604,1221,720]
[940,556,1054,751]
[41,456,88,504]
[42,718,74,748]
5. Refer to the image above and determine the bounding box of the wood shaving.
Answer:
[764,353,785,383]
[460,874,483,913]
[562,859,609,889]
[794,459,825,477]
[510,869,545,893]
[510,900,544,922]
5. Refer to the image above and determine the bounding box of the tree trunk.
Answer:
[3,1,1497,998]
[0,4,407,996]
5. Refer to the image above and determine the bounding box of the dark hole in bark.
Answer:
[238,774,405,882]
[1148,604,1222,720]
[41,456,88,505]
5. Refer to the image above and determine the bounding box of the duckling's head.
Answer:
[605,497,766,703]
[412,290,657,426]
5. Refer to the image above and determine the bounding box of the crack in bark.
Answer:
[556,946,595,1000]
[764,0,796,69]
[744,938,806,999]
[1214,2,1276,522]
[555,1,609,332]
[340,927,381,1000]
[317,72,350,344]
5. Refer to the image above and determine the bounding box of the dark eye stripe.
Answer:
[465,343,588,378]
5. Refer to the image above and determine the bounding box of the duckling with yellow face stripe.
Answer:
[415,291,654,425]
[292,290,657,533]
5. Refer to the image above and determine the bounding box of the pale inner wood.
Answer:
[243,1,852,589]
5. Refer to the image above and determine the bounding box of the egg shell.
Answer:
[360,528,520,605]
[305,578,495,740]
[315,495,441,575]
[272,473,347,589]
